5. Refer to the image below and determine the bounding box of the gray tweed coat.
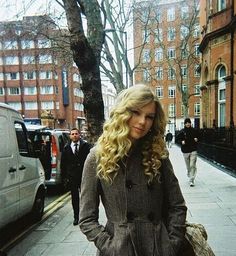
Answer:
[79,146,187,256]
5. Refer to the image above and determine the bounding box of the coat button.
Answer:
[126,180,133,189]
[127,211,135,221]
[147,212,155,221]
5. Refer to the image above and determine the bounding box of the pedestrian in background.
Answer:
[177,118,199,187]
[61,128,90,225]
[79,85,187,255]
[165,130,173,148]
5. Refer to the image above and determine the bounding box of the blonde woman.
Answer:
[79,84,187,256]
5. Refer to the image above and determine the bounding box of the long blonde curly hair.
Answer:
[96,84,167,183]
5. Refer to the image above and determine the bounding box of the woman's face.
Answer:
[127,101,156,143]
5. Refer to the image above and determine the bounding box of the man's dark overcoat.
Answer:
[79,146,187,256]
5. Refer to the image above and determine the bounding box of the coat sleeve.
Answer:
[79,148,112,254]
[162,158,187,253]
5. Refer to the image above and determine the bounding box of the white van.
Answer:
[0,103,46,229]
[25,125,70,189]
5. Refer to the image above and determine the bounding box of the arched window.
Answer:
[217,65,226,127]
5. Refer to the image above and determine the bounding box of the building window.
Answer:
[24,86,37,95]
[39,54,52,64]
[8,102,22,110]
[180,26,189,40]
[181,65,187,78]
[167,7,175,22]
[40,85,53,94]
[21,40,34,49]
[74,102,84,111]
[168,104,175,117]
[156,86,163,98]
[154,28,163,42]
[218,0,226,11]
[182,84,187,93]
[194,44,200,56]
[167,27,176,41]
[142,49,151,63]
[0,72,3,80]
[141,9,150,23]
[167,48,176,59]
[0,87,4,95]
[142,29,150,43]
[22,55,35,64]
[168,68,175,80]
[193,24,200,38]
[155,48,163,62]
[181,6,189,19]
[194,102,201,116]
[194,65,201,77]
[195,84,201,96]
[156,67,163,80]
[181,46,188,59]
[155,10,162,23]
[143,69,151,81]
[25,101,38,110]
[5,72,20,80]
[24,71,36,80]
[4,41,18,50]
[38,39,51,48]
[41,101,54,110]
[168,86,176,98]
[39,71,52,79]
[8,87,20,95]
[5,56,19,65]
[74,88,84,97]
[73,73,82,82]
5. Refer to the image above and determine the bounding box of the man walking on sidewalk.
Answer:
[61,128,91,225]
[165,130,173,148]
[177,118,199,187]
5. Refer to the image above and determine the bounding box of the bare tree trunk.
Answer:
[62,0,105,143]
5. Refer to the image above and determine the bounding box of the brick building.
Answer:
[0,15,85,129]
[199,0,236,128]
[133,0,201,132]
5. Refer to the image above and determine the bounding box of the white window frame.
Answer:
[218,0,226,11]
[24,101,38,110]
[4,41,18,50]
[167,7,175,22]
[155,48,163,62]
[39,71,52,79]
[24,86,37,95]
[167,48,176,59]
[8,87,21,95]
[156,86,163,98]
[142,49,151,63]
[168,104,175,118]
[0,87,5,95]
[22,55,35,65]
[180,26,189,40]
[21,40,34,49]
[168,85,176,98]
[24,71,36,80]
[194,102,201,116]
[181,65,188,78]
[142,29,150,43]
[5,56,19,65]
[41,101,54,110]
[154,28,163,43]
[168,68,175,80]
[143,69,151,82]
[156,67,163,80]
[8,102,22,110]
[40,85,54,95]
[38,39,51,48]
[167,27,176,41]
[181,6,189,19]
[195,84,201,96]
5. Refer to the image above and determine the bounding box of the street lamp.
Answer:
[104,29,128,88]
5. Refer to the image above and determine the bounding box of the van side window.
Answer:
[14,122,30,155]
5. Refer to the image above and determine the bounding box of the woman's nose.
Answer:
[138,115,145,124]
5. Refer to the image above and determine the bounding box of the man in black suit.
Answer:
[61,128,91,225]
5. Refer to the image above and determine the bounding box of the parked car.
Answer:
[0,103,46,229]
[25,125,70,190]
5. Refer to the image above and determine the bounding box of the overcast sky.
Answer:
[0,0,63,22]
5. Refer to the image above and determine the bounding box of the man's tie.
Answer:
[74,143,79,156]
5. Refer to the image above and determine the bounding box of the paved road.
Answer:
[7,145,236,256]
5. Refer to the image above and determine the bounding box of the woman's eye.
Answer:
[147,115,155,120]
[131,110,140,115]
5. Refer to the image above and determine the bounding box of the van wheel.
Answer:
[32,191,45,222]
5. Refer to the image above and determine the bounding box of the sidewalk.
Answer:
[8,145,236,256]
